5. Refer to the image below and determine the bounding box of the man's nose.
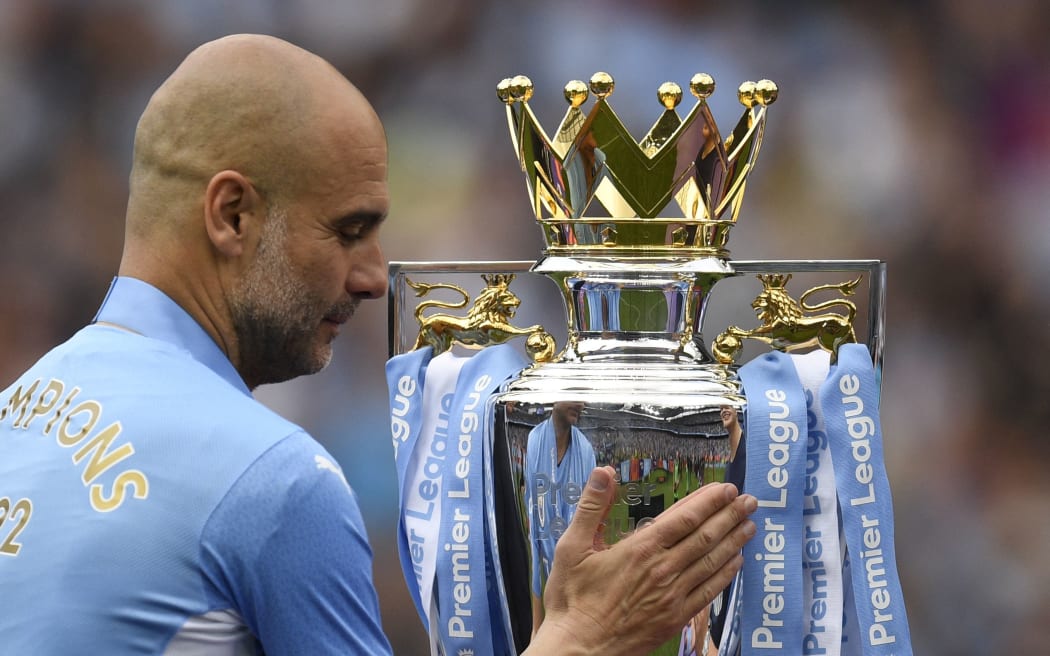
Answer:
[347,237,388,300]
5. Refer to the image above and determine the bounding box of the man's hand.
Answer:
[524,466,756,656]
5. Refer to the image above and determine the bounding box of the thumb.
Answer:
[556,466,616,557]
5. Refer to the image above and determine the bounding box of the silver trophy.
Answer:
[389,72,884,655]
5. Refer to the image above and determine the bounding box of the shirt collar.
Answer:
[93,276,251,396]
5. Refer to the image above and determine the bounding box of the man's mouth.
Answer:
[324,303,358,325]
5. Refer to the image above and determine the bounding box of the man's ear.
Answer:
[203,170,264,258]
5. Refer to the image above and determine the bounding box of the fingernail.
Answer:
[743,520,757,538]
[742,494,758,513]
[723,483,739,501]
[588,468,608,492]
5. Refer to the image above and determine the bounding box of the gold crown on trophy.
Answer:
[498,72,777,259]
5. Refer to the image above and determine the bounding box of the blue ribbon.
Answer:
[738,351,808,654]
[839,549,863,656]
[524,421,595,596]
[389,345,526,656]
[791,351,844,656]
[482,387,517,656]
[716,571,743,656]
[820,344,912,655]
[435,346,526,656]
[386,346,433,626]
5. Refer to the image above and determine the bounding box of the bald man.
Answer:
[0,35,755,655]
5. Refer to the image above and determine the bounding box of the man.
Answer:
[0,34,756,654]
[524,400,596,636]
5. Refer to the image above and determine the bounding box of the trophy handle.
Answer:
[389,258,886,385]
[388,260,540,359]
[724,259,886,386]
[397,272,556,362]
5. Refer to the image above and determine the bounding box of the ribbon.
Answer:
[387,348,463,630]
[388,345,526,656]
[482,389,518,656]
[435,346,527,655]
[738,351,808,654]
[839,548,863,656]
[791,351,845,656]
[820,344,912,655]
[716,571,743,656]
[725,346,912,656]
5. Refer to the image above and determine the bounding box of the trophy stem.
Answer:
[533,255,734,364]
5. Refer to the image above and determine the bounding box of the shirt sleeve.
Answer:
[198,431,393,655]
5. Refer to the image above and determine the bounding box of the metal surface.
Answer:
[388,72,887,655]
[499,72,776,259]
[405,274,555,362]
[712,273,862,364]
[389,259,886,379]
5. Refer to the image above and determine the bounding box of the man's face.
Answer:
[229,206,356,386]
[553,401,585,425]
[720,405,739,429]
[230,124,389,387]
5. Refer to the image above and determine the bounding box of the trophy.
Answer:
[388,72,896,656]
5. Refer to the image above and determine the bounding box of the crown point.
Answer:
[657,82,683,109]
[564,80,589,108]
[737,80,758,108]
[689,73,715,98]
[589,72,615,98]
[755,79,779,106]
[499,69,774,230]
[509,75,534,103]
[497,78,514,104]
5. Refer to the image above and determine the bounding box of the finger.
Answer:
[592,502,613,551]
[634,493,753,588]
[681,552,745,620]
[656,494,756,576]
[675,515,755,595]
[554,466,617,562]
[649,483,746,549]
[631,482,729,537]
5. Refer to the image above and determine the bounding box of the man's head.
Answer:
[719,405,739,430]
[120,34,388,388]
[552,401,585,429]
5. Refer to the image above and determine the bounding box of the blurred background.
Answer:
[1,0,1047,653]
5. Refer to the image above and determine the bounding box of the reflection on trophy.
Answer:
[389,70,887,655]
[523,400,594,637]
[720,405,743,487]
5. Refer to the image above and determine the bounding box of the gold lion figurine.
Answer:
[712,274,861,364]
[409,274,556,362]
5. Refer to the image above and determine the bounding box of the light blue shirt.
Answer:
[524,420,596,596]
[0,277,392,655]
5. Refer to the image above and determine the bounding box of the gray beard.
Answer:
[228,210,338,388]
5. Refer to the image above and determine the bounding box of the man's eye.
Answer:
[333,213,383,243]
[338,225,365,241]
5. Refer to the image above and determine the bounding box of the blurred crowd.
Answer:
[1,1,1047,653]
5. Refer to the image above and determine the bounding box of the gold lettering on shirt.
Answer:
[0,497,32,556]
[1,379,40,426]
[1,377,150,512]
